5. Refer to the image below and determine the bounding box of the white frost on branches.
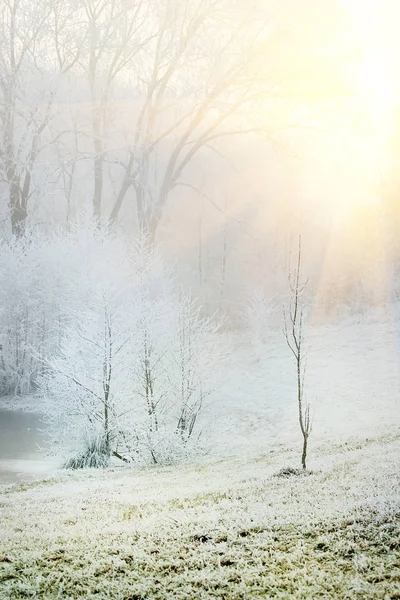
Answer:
[33,229,229,466]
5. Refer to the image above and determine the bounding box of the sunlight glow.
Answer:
[354,51,398,133]
[346,0,400,148]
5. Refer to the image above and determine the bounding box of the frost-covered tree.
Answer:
[38,284,135,467]
[0,231,70,394]
[35,231,229,466]
[34,225,135,464]
[129,291,228,464]
[0,0,81,235]
[128,245,175,463]
[283,235,313,470]
[168,297,225,443]
[126,242,228,464]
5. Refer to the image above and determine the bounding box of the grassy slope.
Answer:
[0,434,399,599]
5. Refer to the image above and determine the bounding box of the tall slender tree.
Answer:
[283,235,313,470]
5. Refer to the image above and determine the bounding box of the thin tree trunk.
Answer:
[136,188,161,243]
[108,177,131,226]
[10,190,28,237]
[301,434,308,470]
[92,109,103,223]
[198,199,203,290]
[220,195,228,304]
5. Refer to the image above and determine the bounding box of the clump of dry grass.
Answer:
[274,466,313,478]
[63,434,110,470]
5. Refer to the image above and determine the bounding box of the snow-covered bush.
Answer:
[0,237,35,395]
[0,223,134,398]
[38,284,135,463]
[36,230,229,466]
[128,293,228,464]
[0,231,73,395]
[167,297,225,444]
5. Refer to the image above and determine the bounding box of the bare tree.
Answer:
[0,0,343,234]
[283,235,312,470]
[107,0,293,237]
[73,0,152,222]
[0,0,51,235]
[52,116,82,226]
[0,0,83,235]
[39,285,135,466]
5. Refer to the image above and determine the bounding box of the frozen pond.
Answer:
[0,409,51,485]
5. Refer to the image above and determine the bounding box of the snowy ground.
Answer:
[0,317,399,598]
[0,433,399,598]
[1,316,399,466]
[214,317,400,458]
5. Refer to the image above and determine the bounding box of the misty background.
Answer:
[0,0,400,468]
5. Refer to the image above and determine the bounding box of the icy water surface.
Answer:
[0,409,50,484]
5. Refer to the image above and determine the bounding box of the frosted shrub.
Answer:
[128,294,228,464]
[37,227,137,465]
[168,297,225,443]
[132,425,203,466]
[0,224,119,397]
[38,286,135,464]
[0,232,71,395]
[38,231,228,466]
